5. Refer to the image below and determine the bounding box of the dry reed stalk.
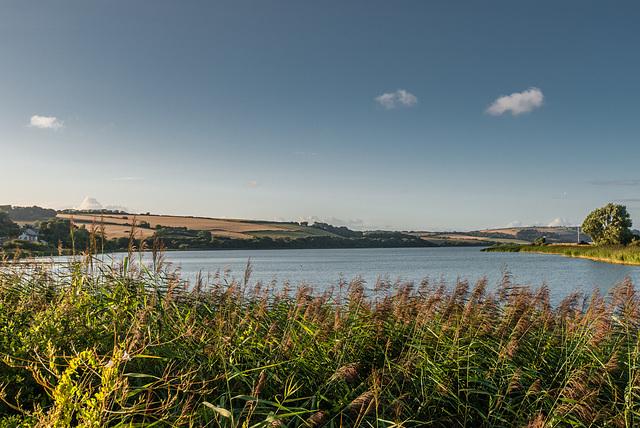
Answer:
[252,369,267,397]
[526,379,542,397]
[415,282,446,328]
[507,367,523,394]
[374,273,392,294]
[346,276,366,307]
[305,411,327,427]
[303,295,321,321]
[580,289,614,348]
[344,390,375,419]
[329,362,361,384]
[372,296,392,330]
[556,367,600,425]
[394,280,419,324]
[556,290,583,328]
[497,287,534,340]
[532,282,551,312]
[461,277,488,330]
[311,300,332,333]
[178,393,196,422]
[499,337,520,362]
[333,306,345,333]
[496,267,514,304]
[442,279,469,326]
[524,412,547,428]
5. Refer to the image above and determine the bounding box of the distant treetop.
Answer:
[0,205,57,222]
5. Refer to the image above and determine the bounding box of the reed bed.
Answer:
[2,249,640,427]
[486,244,640,265]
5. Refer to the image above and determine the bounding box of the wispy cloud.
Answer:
[375,89,418,110]
[548,217,571,227]
[485,87,544,116]
[105,204,129,212]
[29,115,64,130]
[249,180,260,187]
[506,220,522,228]
[589,179,640,187]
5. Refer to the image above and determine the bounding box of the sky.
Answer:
[2,1,639,231]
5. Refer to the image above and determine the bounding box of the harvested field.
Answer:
[56,213,291,240]
[479,227,570,236]
[436,234,490,241]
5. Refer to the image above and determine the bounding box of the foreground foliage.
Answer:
[2,250,640,427]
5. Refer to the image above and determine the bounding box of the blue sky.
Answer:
[2,1,639,231]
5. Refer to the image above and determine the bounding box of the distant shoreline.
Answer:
[483,244,640,266]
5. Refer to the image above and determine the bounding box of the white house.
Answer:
[18,228,40,242]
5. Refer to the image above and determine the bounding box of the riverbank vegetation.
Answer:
[483,243,640,265]
[0,211,467,259]
[484,204,640,266]
[3,249,640,426]
[2,205,597,257]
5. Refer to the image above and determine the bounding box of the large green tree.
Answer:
[39,217,74,247]
[582,203,633,245]
[40,217,95,250]
[0,209,21,238]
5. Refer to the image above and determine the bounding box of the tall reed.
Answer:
[1,251,640,426]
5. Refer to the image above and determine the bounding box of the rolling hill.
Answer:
[54,212,590,245]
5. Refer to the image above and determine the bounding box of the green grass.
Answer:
[484,243,640,265]
[2,249,640,426]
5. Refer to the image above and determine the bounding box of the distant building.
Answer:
[18,227,41,242]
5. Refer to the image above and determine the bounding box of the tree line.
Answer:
[1,215,438,256]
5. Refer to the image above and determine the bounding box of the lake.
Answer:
[131,247,640,304]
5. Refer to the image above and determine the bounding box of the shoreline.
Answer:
[521,249,640,266]
[484,244,640,266]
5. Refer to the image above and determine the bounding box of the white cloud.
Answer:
[375,89,418,110]
[249,180,260,187]
[485,87,544,116]
[29,115,64,130]
[506,220,522,228]
[105,205,129,212]
[74,197,129,212]
[77,197,103,210]
[548,217,571,227]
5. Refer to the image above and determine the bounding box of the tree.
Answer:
[196,230,212,242]
[582,203,633,245]
[39,217,74,247]
[534,237,546,246]
[0,209,21,238]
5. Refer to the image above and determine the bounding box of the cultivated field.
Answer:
[56,213,327,240]
[53,214,585,246]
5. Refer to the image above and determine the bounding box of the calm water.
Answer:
[146,247,640,304]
